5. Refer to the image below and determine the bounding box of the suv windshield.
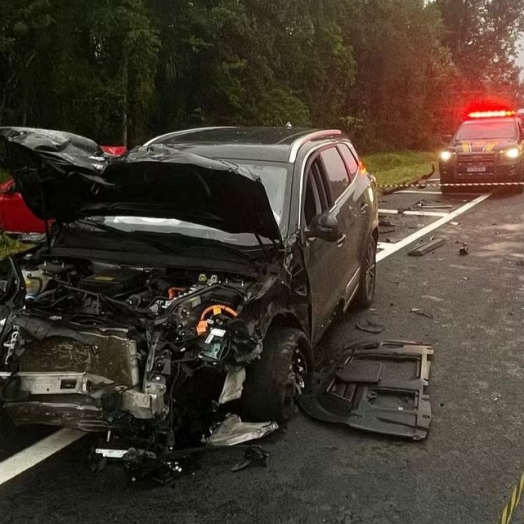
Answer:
[88,161,289,247]
[456,120,518,140]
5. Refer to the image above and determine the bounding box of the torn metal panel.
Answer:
[219,367,246,405]
[207,414,278,446]
[297,341,433,440]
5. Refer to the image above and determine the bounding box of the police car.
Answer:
[439,110,524,193]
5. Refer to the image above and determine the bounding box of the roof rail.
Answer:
[143,127,234,147]
[288,130,343,163]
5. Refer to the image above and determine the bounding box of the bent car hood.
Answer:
[0,127,281,241]
[452,138,518,153]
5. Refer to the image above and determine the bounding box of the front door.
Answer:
[301,146,362,343]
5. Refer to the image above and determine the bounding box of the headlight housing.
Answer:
[439,150,454,162]
[505,147,520,159]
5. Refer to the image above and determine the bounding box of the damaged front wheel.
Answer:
[242,327,312,423]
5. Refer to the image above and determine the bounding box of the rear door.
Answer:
[301,145,362,343]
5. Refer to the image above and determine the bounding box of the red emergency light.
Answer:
[468,110,516,119]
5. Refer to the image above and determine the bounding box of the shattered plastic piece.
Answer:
[297,341,433,440]
[218,367,246,405]
[450,222,459,226]
[459,247,469,256]
[355,319,385,334]
[379,217,395,228]
[411,308,434,319]
[231,446,270,472]
[408,238,445,257]
[207,414,278,446]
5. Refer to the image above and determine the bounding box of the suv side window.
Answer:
[338,144,359,181]
[304,158,329,226]
[320,147,350,201]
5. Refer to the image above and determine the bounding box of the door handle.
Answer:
[337,234,347,248]
[360,202,368,214]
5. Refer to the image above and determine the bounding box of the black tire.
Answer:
[242,327,312,423]
[354,235,377,310]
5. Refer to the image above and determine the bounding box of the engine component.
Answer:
[196,304,238,335]
[79,268,144,297]
[38,260,76,277]
[22,268,51,298]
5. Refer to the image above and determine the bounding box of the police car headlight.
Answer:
[505,147,520,159]
[439,151,453,162]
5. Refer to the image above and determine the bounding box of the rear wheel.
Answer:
[354,235,377,310]
[242,327,312,423]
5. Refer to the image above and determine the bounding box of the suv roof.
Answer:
[145,126,345,163]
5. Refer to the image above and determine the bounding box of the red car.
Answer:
[0,145,126,235]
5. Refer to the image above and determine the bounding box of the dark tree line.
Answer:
[1,0,524,151]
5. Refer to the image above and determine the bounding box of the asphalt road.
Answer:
[2,185,524,524]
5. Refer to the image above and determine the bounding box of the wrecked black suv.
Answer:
[0,127,377,454]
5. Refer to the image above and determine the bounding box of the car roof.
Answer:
[144,127,346,163]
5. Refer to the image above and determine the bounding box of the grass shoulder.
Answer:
[363,151,436,188]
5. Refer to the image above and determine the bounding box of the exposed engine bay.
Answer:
[0,252,264,455]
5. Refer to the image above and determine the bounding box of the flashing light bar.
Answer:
[468,110,516,119]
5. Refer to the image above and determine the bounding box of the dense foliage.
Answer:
[1,0,523,151]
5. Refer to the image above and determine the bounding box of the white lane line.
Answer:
[379,209,449,218]
[399,190,443,195]
[0,429,83,486]
[377,192,492,262]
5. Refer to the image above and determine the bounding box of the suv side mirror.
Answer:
[0,182,17,195]
[305,210,341,242]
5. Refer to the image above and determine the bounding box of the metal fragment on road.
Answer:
[411,308,434,319]
[408,237,445,257]
[356,319,385,334]
[207,414,278,446]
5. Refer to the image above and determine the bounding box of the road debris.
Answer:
[459,247,469,256]
[408,237,445,257]
[517,260,524,267]
[411,308,434,319]
[356,319,385,334]
[297,341,434,440]
[208,414,278,446]
[379,217,395,228]
[415,202,453,210]
[450,222,459,226]
[231,446,270,472]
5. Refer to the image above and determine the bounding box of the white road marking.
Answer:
[379,209,449,218]
[0,192,493,488]
[399,190,443,195]
[377,192,492,262]
[0,429,83,486]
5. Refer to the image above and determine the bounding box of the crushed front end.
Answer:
[0,253,265,451]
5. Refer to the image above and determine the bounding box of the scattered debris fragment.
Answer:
[459,247,469,256]
[379,217,395,228]
[416,202,453,210]
[450,222,459,226]
[297,341,434,440]
[231,446,270,472]
[408,238,445,257]
[517,260,524,267]
[411,308,434,319]
[356,319,385,334]
[208,414,278,446]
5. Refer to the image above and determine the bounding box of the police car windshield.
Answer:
[457,120,518,140]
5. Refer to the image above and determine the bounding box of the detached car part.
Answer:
[297,341,433,440]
